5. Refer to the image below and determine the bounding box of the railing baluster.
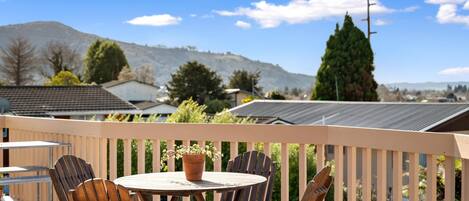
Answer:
[230,141,238,159]
[100,138,107,179]
[281,143,289,201]
[426,154,437,201]
[181,140,194,201]
[137,139,145,174]
[463,159,469,201]
[247,142,255,151]
[445,156,455,201]
[362,148,372,201]
[392,151,403,201]
[168,140,175,171]
[409,152,419,201]
[264,142,271,157]
[316,144,325,171]
[124,139,132,176]
[153,139,161,201]
[377,149,387,201]
[299,144,307,200]
[214,141,222,201]
[334,145,343,201]
[347,146,357,201]
[109,138,117,180]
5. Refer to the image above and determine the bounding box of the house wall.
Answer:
[105,81,160,101]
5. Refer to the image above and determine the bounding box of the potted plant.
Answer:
[162,143,222,181]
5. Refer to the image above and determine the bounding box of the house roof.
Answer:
[225,88,252,95]
[229,100,469,131]
[132,101,164,110]
[101,80,156,88]
[0,86,138,116]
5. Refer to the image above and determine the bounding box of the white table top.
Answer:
[0,141,70,149]
[114,171,267,195]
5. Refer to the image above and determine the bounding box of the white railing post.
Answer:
[426,154,437,201]
[362,147,372,201]
[444,156,455,201]
[334,145,343,201]
[347,146,357,201]
[281,143,289,201]
[409,152,419,201]
[376,149,387,201]
[392,151,403,201]
[299,144,307,200]
[462,158,469,201]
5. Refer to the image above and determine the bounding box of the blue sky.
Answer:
[0,0,469,84]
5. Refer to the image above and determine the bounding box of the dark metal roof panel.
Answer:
[0,86,137,116]
[230,101,469,131]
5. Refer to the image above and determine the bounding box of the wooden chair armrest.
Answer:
[67,189,75,201]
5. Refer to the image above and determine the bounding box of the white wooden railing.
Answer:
[1,115,469,201]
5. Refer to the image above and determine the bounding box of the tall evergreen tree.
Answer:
[83,40,128,84]
[167,61,226,104]
[311,14,378,101]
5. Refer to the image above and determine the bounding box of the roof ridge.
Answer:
[251,99,469,105]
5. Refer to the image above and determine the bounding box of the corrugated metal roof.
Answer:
[230,100,469,131]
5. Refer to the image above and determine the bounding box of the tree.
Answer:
[311,14,378,101]
[204,99,231,114]
[167,61,226,104]
[45,70,81,86]
[228,70,261,93]
[83,40,128,84]
[267,91,286,100]
[136,64,155,85]
[117,65,137,81]
[0,36,37,86]
[40,41,81,78]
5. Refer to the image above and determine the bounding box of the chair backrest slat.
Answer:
[49,155,96,201]
[220,151,275,201]
[70,178,134,201]
[300,167,333,201]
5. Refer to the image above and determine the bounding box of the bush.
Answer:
[204,99,231,114]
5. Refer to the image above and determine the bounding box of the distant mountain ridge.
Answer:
[0,21,314,91]
[385,81,469,91]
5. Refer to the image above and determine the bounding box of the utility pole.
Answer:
[363,0,377,42]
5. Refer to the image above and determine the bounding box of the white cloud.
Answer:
[439,67,469,75]
[235,20,252,29]
[214,0,396,28]
[436,4,469,26]
[426,0,469,27]
[375,19,389,26]
[126,14,182,26]
[190,14,197,17]
[401,6,420,12]
[425,0,466,4]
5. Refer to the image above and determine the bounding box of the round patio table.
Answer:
[114,171,267,201]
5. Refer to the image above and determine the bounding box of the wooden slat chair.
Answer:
[67,178,141,201]
[220,151,276,201]
[49,155,96,201]
[300,166,333,201]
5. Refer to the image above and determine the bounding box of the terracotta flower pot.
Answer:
[182,154,205,181]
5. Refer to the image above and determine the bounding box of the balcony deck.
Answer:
[1,115,468,201]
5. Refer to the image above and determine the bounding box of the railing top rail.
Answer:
[2,115,469,159]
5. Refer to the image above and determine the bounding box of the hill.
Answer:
[0,21,314,91]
